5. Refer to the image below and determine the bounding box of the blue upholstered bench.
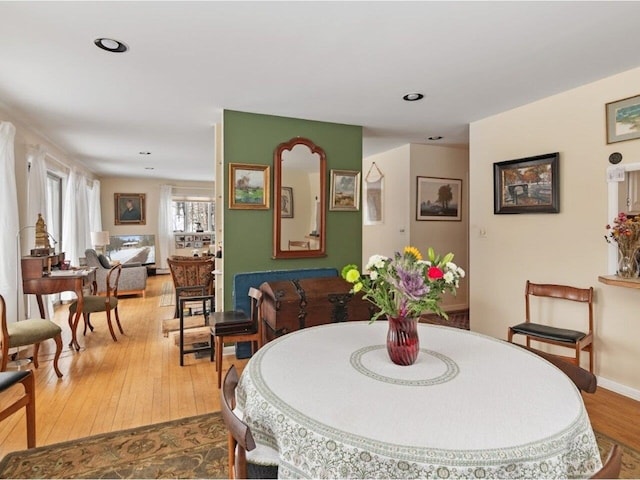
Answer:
[232,268,338,358]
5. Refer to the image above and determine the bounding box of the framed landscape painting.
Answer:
[330,170,360,211]
[416,177,461,221]
[493,152,559,214]
[229,163,270,210]
[606,94,640,144]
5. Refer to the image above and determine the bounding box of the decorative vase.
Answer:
[617,249,638,278]
[386,315,420,366]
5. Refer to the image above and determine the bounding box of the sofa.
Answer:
[84,249,148,297]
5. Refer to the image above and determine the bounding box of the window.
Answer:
[45,173,63,245]
[172,200,215,232]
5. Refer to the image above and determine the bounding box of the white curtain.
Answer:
[88,179,102,234]
[26,146,53,318]
[61,170,91,300]
[157,184,173,269]
[0,122,21,323]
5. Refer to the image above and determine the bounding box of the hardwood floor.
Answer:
[0,274,639,459]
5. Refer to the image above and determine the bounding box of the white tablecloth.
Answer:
[236,322,602,479]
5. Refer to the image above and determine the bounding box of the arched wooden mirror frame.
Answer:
[273,137,326,259]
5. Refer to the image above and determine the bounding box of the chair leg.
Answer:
[114,306,125,335]
[52,334,63,378]
[32,343,40,369]
[105,309,118,342]
[210,331,215,362]
[1,340,8,372]
[217,336,223,388]
[22,371,36,448]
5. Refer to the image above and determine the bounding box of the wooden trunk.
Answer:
[260,277,375,342]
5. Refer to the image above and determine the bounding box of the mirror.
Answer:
[273,137,326,259]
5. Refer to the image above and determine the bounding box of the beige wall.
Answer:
[470,66,640,398]
[99,177,214,259]
[363,143,469,311]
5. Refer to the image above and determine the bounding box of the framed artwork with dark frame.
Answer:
[416,176,462,221]
[606,94,640,144]
[493,152,560,214]
[114,193,146,225]
[281,186,294,218]
[330,169,360,211]
[229,163,270,210]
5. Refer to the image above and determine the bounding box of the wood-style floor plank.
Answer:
[0,274,638,460]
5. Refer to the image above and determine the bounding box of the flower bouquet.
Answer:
[342,246,465,365]
[605,212,640,277]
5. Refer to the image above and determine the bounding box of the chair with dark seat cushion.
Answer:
[508,280,594,372]
[221,365,278,479]
[0,370,36,448]
[0,295,63,378]
[67,264,123,345]
[591,444,622,479]
[211,287,263,388]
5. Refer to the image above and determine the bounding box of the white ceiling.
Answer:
[2,1,640,182]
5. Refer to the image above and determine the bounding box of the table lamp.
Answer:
[91,231,110,255]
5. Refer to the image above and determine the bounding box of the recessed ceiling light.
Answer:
[144,167,155,170]
[428,136,443,141]
[94,38,128,53]
[402,92,424,102]
[139,151,151,155]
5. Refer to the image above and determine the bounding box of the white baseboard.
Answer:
[597,376,640,401]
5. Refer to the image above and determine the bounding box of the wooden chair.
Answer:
[212,287,263,388]
[591,444,622,479]
[0,294,63,378]
[68,264,124,344]
[0,370,36,448]
[167,256,215,318]
[288,240,310,250]
[508,280,594,372]
[220,365,277,479]
[514,344,597,393]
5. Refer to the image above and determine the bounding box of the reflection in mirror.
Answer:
[273,137,326,259]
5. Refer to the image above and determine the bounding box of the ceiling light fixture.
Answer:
[144,167,155,170]
[428,136,443,141]
[94,38,128,53]
[402,92,424,102]
[139,151,151,155]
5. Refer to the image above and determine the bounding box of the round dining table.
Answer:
[236,321,602,479]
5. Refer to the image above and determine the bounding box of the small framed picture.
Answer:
[416,177,462,221]
[330,170,360,211]
[493,152,559,214]
[606,94,640,144]
[281,186,294,218]
[229,163,270,209]
[114,193,146,225]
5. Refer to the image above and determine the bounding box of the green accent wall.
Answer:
[222,110,363,308]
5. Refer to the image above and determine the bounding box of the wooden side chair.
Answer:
[508,280,594,372]
[167,256,215,318]
[0,370,36,448]
[0,294,63,378]
[288,240,310,250]
[591,444,622,479]
[68,264,123,345]
[220,365,277,479]
[211,287,263,388]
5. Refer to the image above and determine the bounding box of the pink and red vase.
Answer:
[386,315,420,366]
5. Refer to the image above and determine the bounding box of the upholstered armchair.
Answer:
[84,249,147,297]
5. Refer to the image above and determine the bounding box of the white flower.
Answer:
[443,271,455,283]
[447,262,458,271]
[366,254,388,271]
[457,267,466,278]
[370,270,378,280]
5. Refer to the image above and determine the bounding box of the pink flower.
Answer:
[427,266,444,280]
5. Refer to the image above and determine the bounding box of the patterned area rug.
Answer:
[0,413,638,479]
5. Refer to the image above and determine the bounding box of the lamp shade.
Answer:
[91,231,110,247]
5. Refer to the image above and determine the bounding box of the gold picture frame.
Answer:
[114,193,146,225]
[329,169,360,211]
[229,163,270,209]
[606,94,640,144]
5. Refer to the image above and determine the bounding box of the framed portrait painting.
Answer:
[114,193,146,225]
[416,177,462,221]
[493,152,559,214]
[229,163,270,210]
